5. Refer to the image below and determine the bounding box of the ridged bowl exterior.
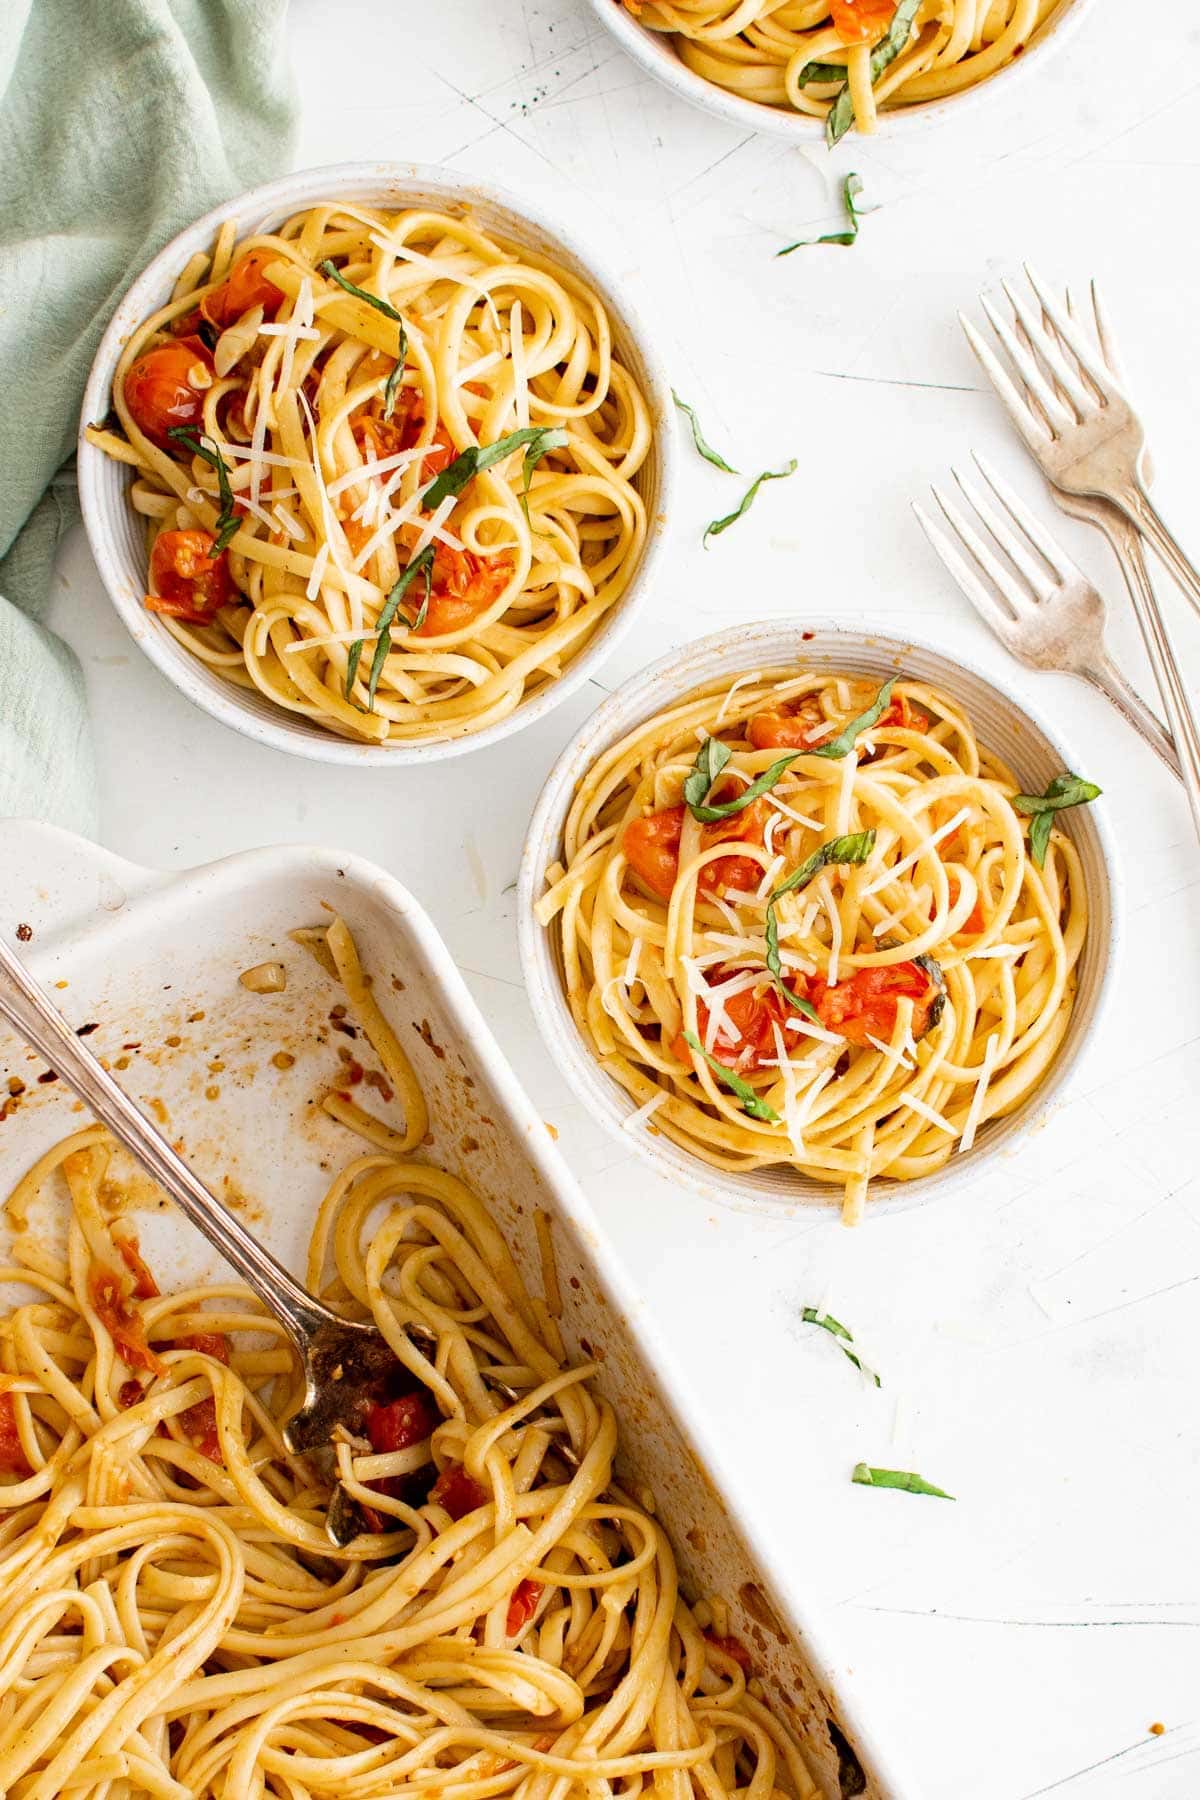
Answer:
[518,619,1120,1217]
[77,162,676,766]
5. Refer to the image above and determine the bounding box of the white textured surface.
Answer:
[45,3,1200,1795]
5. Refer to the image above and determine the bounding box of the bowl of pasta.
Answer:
[519,620,1119,1221]
[593,0,1098,144]
[78,163,674,762]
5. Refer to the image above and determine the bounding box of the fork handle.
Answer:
[1086,657,1179,779]
[1096,512,1200,843]
[0,934,336,1351]
[1120,479,1200,627]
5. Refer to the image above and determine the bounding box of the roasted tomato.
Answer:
[705,1632,753,1673]
[365,1392,436,1455]
[799,960,943,1047]
[939,870,985,937]
[672,973,792,1074]
[429,1463,488,1519]
[125,337,213,447]
[146,529,233,625]
[116,1233,159,1300]
[411,545,512,638]
[173,1333,230,1465]
[352,390,455,479]
[0,1394,31,1478]
[747,690,927,752]
[178,1331,231,1364]
[88,1263,165,1375]
[830,0,897,42]
[201,250,284,329]
[623,799,769,902]
[506,1578,543,1636]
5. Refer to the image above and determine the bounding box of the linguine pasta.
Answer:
[87,202,652,746]
[620,0,1061,139]
[535,667,1088,1221]
[0,919,818,1799]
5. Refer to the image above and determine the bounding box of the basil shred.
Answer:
[1012,773,1102,868]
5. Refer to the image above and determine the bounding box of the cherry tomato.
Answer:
[799,961,941,1047]
[201,250,284,329]
[411,547,511,638]
[506,1578,543,1636]
[0,1394,30,1477]
[938,870,985,937]
[88,1263,165,1375]
[747,695,833,752]
[366,1392,436,1455]
[352,394,455,479]
[116,1233,159,1300]
[177,1332,230,1364]
[429,1463,488,1519]
[830,0,897,43]
[672,973,791,1074]
[623,799,768,902]
[146,530,233,625]
[124,338,213,447]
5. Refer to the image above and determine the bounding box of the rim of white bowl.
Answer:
[517,618,1122,1220]
[78,161,677,767]
[588,0,1100,143]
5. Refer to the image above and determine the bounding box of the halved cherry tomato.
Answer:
[88,1263,165,1375]
[705,1632,753,1673]
[125,338,213,447]
[623,799,769,903]
[672,972,791,1074]
[830,0,897,43]
[201,251,284,330]
[116,1233,159,1300]
[352,392,455,479]
[410,546,512,638]
[146,530,233,625]
[747,690,927,752]
[506,1578,543,1636]
[366,1392,436,1455]
[430,1463,488,1519]
[938,870,985,937]
[0,1394,30,1477]
[797,961,941,1047]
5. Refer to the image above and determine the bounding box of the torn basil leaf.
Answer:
[684,741,803,824]
[704,461,797,548]
[851,1462,954,1500]
[681,1030,780,1124]
[344,638,364,701]
[801,1307,882,1387]
[809,679,895,759]
[382,332,409,422]
[778,173,864,256]
[673,391,738,474]
[319,259,404,325]
[826,0,922,146]
[764,832,875,1021]
[423,425,568,513]
[166,426,239,552]
[360,546,436,710]
[1012,773,1101,868]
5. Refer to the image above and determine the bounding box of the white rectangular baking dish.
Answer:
[0,819,917,1800]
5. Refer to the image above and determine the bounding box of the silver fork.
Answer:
[914,456,1179,780]
[962,265,1200,616]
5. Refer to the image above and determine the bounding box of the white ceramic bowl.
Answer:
[78,161,676,767]
[518,620,1120,1216]
[589,0,1099,142]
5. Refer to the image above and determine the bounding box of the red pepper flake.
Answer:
[15,924,32,943]
[37,1070,58,1085]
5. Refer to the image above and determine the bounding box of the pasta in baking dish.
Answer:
[618,0,1060,141]
[87,201,651,746]
[535,667,1092,1221]
[0,917,819,1799]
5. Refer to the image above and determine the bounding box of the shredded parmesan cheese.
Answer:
[622,1092,666,1133]
[900,1093,959,1138]
[862,807,972,898]
[958,1033,1001,1153]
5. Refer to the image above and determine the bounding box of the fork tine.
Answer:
[1023,264,1122,397]
[1089,279,1130,386]
[960,313,1052,455]
[980,295,1075,435]
[951,465,1057,601]
[1002,278,1094,419]
[912,501,1022,643]
[969,453,1085,585]
[930,481,1039,617]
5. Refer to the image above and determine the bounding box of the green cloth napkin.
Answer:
[0,0,296,834]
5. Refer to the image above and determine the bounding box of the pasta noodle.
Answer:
[0,920,818,1799]
[620,0,1062,136]
[87,202,651,746]
[535,666,1088,1221]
